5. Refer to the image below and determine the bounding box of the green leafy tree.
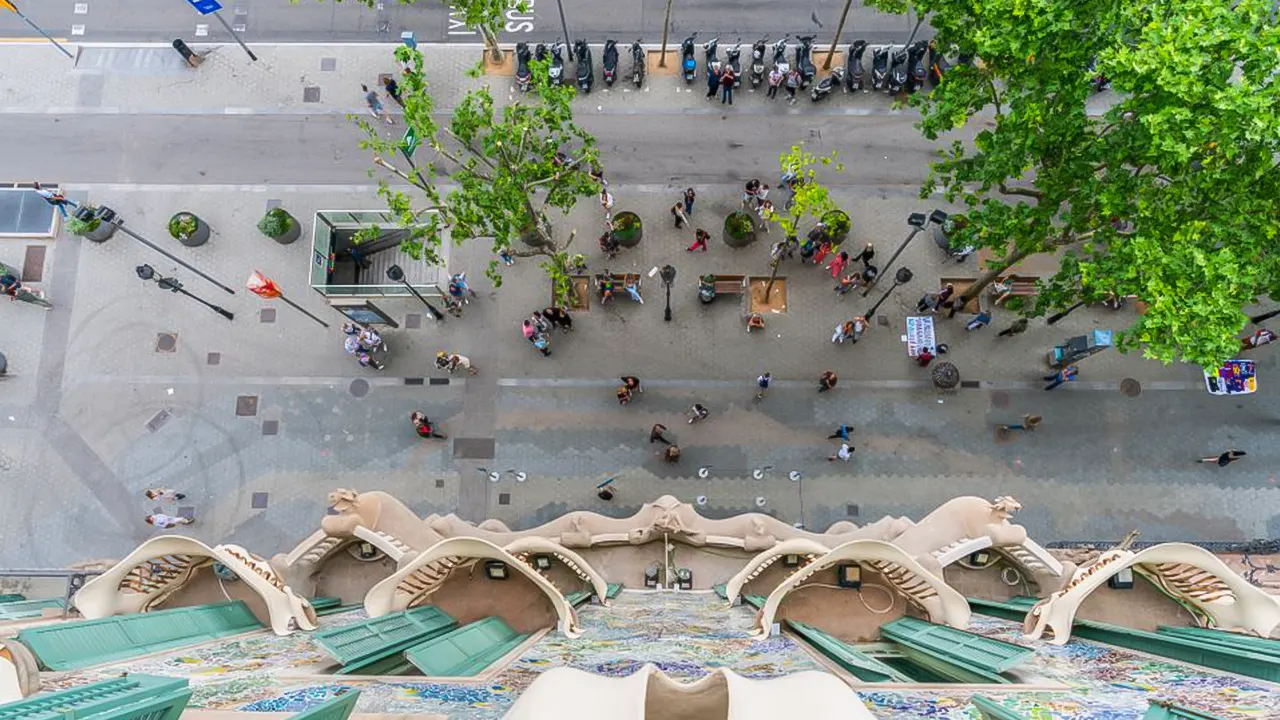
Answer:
[361,47,600,304]
[300,0,528,61]
[868,0,1280,367]
[763,145,844,294]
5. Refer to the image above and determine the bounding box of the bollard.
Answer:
[172,39,204,68]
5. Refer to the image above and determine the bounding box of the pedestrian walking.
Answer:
[649,423,672,445]
[719,66,737,104]
[600,188,615,218]
[827,424,854,441]
[851,316,869,343]
[757,200,774,231]
[542,306,573,332]
[827,251,850,280]
[144,488,186,503]
[1199,450,1246,466]
[856,242,875,268]
[664,445,682,463]
[683,187,696,216]
[832,320,855,344]
[1043,364,1079,391]
[616,384,633,405]
[707,61,722,99]
[755,184,770,209]
[936,283,957,314]
[743,179,762,209]
[382,75,404,106]
[998,318,1029,337]
[146,513,193,528]
[590,165,607,187]
[33,182,71,218]
[754,372,772,401]
[785,68,801,104]
[687,228,710,252]
[767,66,783,99]
[498,248,515,266]
[1000,414,1043,432]
[827,443,855,462]
[965,310,993,331]
[687,403,710,423]
[917,348,935,367]
[438,352,478,375]
[362,84,393,124]
[818,370,838,392]
[834,273,860,298]
[410,411,447,439]
[672,202,689,229]
[357,352,385,370]
[621,376,643,394]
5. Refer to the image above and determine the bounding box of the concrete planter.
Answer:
[170,212,210,248]
[821,209,851,245]
[611,211,642,247]
[259,208,301,245]
[722,211,757,248]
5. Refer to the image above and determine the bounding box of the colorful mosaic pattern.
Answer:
[37,598,1280,719]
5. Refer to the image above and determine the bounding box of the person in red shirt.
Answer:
[719,66,737,104]
[917,348,935,367]
[410,411,447,439]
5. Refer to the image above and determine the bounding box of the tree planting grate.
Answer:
[303,86,321,103]
[349,379,370,397]
[156,333,177,352]
[1120,378,1142,397]
[235,395,259,417]
[262,420,279,435]
[498,493,511,506]
[251,492,269,509]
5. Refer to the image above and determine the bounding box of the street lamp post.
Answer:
[386,264,444,321]
[864,267,914,318]
[861,212,930,297]
[661,264,676,322]
[1047,299,1087,325]
[135,264,234,321]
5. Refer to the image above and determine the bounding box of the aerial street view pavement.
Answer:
[0,0,1278,718]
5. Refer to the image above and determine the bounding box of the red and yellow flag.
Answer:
[246,271,283,299]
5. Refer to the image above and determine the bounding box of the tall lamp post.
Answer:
[661,264,677,322]
[136,264,234,321]
[864,267,914,319]
[862,212,929,297]
[386,264,444,321]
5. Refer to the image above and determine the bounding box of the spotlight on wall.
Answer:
[1108,566,1135,590]
[676,568,693,590]
[484,561,510,580]
[836,564,863,589]
[358,542,379,560]
[783,554,801,568]
[532,555,553,571]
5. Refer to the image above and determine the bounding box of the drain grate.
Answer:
[146,409,172,432]
[235,395,259,417]
[303,86,321,103]
[156,333,177,352]
[349,378,370,397]
[207,352,221,366]
[405,377,424,386]
[435,479,445,488]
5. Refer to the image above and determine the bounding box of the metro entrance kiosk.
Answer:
[1049,329,1112,369]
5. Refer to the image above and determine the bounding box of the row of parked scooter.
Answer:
[514,35,971,100]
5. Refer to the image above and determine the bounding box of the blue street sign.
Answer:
[183,0,222,16]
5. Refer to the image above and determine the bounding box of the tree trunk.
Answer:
[824,0,854,70]
[481,26,503,63]
[658,0,674,67]
[764,257,782,298]
[960,247,1031,303]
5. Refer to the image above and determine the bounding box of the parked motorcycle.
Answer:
[631,39,646,87]
[681,33,698,83]
[703,36,720,75]
[795,34,816,87]
[887,47,908,94]
[871,45,890,91]
[726,40,743,87]
[810,65,846,101]
[771,36,789,72]
[927,40,951,86]
[515,42,532,91]
[750,38,768,87]
[906,41,928,93]
[574,39,593,93]
[846,39,867,91]
[602,38,618,86]
[548,42,566,86]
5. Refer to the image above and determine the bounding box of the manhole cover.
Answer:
[303,86,321,103]
[155,332,177,352]
[990,390,1011,408]
[931,361,960,389]
[235,395,258,417]
[1120,378,1142,397]
[349,378,370,397]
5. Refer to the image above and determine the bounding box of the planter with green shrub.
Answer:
[169,212,210,248]
[257,207,301,245]
[66,206,116,243]
[722,211,757,248]
[821,209,851,245]
[611,211,643,247]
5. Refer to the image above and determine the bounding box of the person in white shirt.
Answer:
[144,488,186,503]
[828,443,854,462]
[146,513,193,528]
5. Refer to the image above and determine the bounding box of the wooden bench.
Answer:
[711,274,746,295]
[994,275,1038,297]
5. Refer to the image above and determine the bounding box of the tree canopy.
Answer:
[869,0,1280,367]
[360,47,599,303]
[768,145,844,239]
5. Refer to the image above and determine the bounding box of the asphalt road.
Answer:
[3,0,925,45]
[0,112,966,187]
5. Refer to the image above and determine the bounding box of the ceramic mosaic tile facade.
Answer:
[35,598,1280,720]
